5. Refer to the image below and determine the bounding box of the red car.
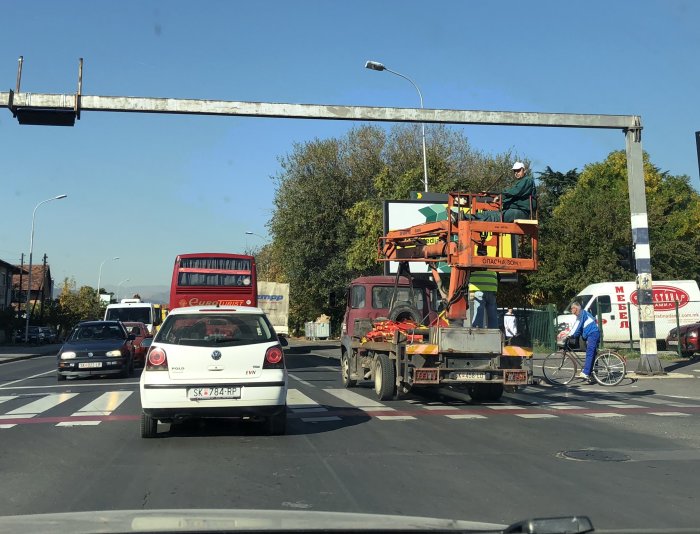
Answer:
[666,323,699,357]
[123,322,152,367]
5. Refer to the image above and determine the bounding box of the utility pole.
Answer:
[17,253,24,318]
[39,254,47,320]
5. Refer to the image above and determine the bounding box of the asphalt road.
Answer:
[1,341,699,531]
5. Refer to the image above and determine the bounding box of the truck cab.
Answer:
[340,275,438,368]
[340,276,439,374]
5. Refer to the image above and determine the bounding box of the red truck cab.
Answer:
[340,275,439,361]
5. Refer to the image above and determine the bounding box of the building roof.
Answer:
[12,264,52,292]
[0,258,21,273]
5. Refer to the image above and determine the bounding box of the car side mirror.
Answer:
[127,334,136,341]
[278,335,289,347]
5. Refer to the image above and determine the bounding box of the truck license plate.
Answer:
[455,372,485,381]
[188,387,240,400]
[667,340,678,346]
[504,370,528,384]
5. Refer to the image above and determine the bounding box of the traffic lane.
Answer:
[0,354,141,393]
[1,388,699,531]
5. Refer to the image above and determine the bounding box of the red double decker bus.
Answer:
[169,253,258,311]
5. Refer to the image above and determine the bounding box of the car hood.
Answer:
[0,509,505,534]
[60,339,127,352]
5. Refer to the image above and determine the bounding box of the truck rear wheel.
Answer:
[341,352,357,388]
[374,352,396,401]
[468,383,504,403]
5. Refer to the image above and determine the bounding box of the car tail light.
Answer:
[263,345,284,369]
[146,347,168,371]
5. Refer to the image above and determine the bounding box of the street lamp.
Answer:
[24,194,68,342]
[116,278,130,301]
[97,257,119,303]
[245,231,268,241]
[365,60,429,192]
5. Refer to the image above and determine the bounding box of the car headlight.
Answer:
[60,352,76,359]
[106,350,123,357]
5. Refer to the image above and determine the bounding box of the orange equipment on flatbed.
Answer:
[342,190,539,403]
[378,191,538,321]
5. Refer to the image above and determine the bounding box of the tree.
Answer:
[527,151,700,307]
[269,124,524,332]
[52,278,104,337]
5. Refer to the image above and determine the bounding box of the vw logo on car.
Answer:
[211,350,222,361]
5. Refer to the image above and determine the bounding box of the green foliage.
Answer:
[527,151,700,307]
[269,124,521,331]
[53,278,104,337]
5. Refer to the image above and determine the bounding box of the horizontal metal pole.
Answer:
[0,92,639,129]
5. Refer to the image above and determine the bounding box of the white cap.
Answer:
[512,161,525,170]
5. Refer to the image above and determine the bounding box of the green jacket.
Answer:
[502,174,537,216]
[469,270,498,293]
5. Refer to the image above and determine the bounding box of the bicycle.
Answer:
[542,339,627,386]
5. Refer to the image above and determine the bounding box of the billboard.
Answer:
[382,199,514,276]
[258,281,289,335]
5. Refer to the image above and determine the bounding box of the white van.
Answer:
[557,280,700,348]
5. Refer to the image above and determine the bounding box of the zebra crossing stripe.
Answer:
[56,391,133,427]
[648,412,690,417]
[287,389,327,413]
[0,393,77,429]
[323,389,416,420]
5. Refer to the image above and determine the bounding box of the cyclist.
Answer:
[566,301,600,381]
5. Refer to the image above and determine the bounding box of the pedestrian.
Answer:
[476,161,537,222]
[566,301,600,381]
[470,271,498,329]
[504,308,518,344]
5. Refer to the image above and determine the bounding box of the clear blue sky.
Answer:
[1,0,698,298]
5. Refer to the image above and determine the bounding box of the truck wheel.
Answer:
[468,383,504,403]
[374,352,396,401]
[341,352,357,388]
[388,304,422,323]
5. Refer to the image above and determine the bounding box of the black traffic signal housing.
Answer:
[616,245,635,272]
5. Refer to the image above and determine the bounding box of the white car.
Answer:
[139,306,288,438]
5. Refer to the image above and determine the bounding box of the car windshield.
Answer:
[105,307,151,324]
[156,313,275,347]
[69,325,125,341]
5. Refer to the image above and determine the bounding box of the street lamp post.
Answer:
[245,231,267,241]
[24,194,68,342]
[365,60,429,192]
[97,257,119,303]
[116,278,130,301]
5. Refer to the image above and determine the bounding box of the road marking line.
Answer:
[589,400,627,405]
[515,413,558,419]
[1,393,78,429]
[0,382,140,390]
[0,369,55,389]
[547,404,580,410]
[648,412,691,417]
[446,414,487,419]
[287,389,326,412]
[584,412,625,418]
[56,391,133,427]
[485,405,525,410]
[300,416,341,423]
[376,415,416,420]
[420,405,460,411]
[323,388,391,409]
[288,374,315,388]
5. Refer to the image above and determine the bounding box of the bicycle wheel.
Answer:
[542,351,577,385]
[592,350,626,386]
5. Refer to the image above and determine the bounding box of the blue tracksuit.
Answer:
[570,309,600,376]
